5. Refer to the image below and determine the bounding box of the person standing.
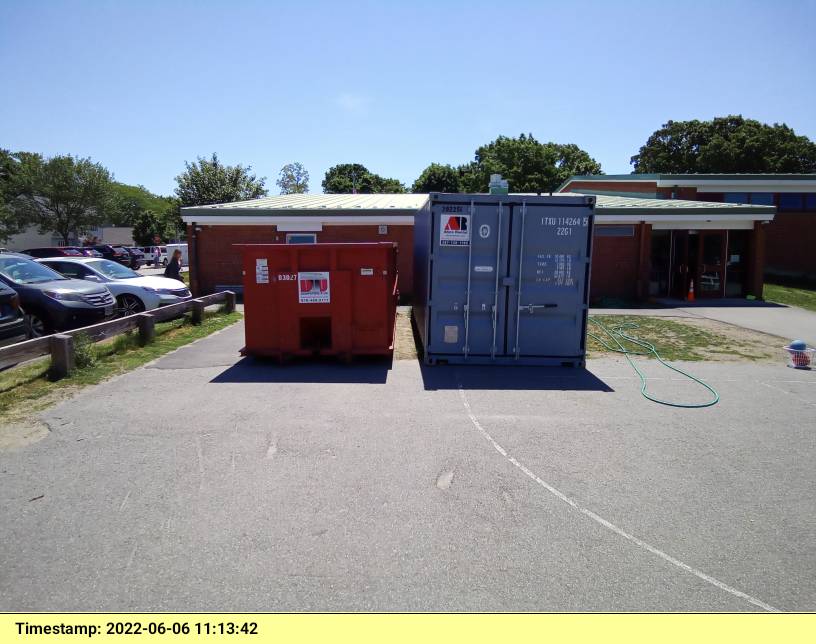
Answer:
[164,249,183,282]
[154,246,162,267]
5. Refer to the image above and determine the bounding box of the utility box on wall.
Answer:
[413,194,595,366]
[238,243,398,361]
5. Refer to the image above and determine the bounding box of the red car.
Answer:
[23,247,85,258]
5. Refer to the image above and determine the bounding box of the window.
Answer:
[594,225,635,237]
[48,262,87,279]
[805,194,816,212]
[749,192,774,205]
[286,233,316,244]
[779,194,804,211]
[723,193,749,204]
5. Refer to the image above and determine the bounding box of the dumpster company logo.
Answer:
[440,215,470,246]
[298,271,331,303]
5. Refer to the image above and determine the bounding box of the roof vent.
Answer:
[489,174,509,195]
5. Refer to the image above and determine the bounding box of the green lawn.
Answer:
[0,309,241,426]
[587,315,775,362]
[763,283,816,312]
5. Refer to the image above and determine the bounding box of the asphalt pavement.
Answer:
[0,321,814,611]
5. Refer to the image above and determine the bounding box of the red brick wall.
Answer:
[764,211,816,278]
[187,224,415,297]
[589,225,643,302]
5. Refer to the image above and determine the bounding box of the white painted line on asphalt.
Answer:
[457,386,781,613]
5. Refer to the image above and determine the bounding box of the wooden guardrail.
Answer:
[0,291,236,378]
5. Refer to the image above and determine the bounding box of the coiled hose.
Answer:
[587,316,720,408]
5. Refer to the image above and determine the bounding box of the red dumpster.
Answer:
[237,242,398,361]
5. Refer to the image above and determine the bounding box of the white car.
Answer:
[38,257,191,316]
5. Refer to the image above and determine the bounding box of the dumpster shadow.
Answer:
[420,364,614,392]
[210,356,392,384]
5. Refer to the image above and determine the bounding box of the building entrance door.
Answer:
[670,231,691,298]
[697,231,726,298]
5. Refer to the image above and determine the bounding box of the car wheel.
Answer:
[25,311,50,338]
[162,258,168,267]
[116,294,146,317]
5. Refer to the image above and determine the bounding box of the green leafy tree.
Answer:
[460,134,602,193]
[175,153,267,206]
[110,182,176,226]
[412,163,462,193]
[0,149,27,242]
[12,154,116,244]
[322,163,405,193]
[132,209,162,246]
[277,162,310,194]
[631,116,816,173]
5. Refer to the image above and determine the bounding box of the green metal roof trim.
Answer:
[590,193,775,216]
[558,173,816,192]
[182,192,773,219]
[181,193,428,215]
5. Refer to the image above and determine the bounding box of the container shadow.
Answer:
[420,364,614,392]
[210,356,392,384]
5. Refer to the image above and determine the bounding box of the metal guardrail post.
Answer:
[137,313,156,346]
[191,299,205,325]
[49,334,74,380]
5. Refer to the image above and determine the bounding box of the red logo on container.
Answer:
[445,216,468,232]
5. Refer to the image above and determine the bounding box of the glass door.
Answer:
[697,231,726,298]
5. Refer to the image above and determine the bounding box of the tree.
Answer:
[132,209,162,246]
[631,116,816,173]
[174,153,267,207]
[0,149,27,242]
[277,162,309,194]
[322,163,405,194]
[411,163,462,193]
[12,154,116,244]
[460,134,602,193]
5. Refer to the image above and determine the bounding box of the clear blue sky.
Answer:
[2,0,815,196]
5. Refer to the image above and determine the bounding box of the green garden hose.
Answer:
[587,316,720,408]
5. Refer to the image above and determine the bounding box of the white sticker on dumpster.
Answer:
[444,325,459,343]
[360,268,374,276]
[255,258,269,284]
[440,214,470,246]
[298,271,330,303]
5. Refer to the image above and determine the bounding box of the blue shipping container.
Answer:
[413,193,595,366]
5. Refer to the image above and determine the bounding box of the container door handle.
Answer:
[491,202,503,359]
[463,200,475,357]
[513,201,527,359]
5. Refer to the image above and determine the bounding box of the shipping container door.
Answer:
[427,201,510,356]
[506,203,592,359]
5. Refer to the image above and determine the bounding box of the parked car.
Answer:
[122,247,145,269]
[39,257,192,316]
[71,247,103,258]
[89,245,131,266]
[23,247,85,258]
[0,253,116,336]
[0,280,27,347]
[140,246,167,266]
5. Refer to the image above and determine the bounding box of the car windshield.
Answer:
[0,257,67,284]
[87,259,139,280]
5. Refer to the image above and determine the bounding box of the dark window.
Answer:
[286,233,317,244]
[723,192,749,204]
[805,194,816,211]
[594,225,635,237]
[778,194,804,211]
[749,192,774,205]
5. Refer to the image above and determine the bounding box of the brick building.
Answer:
[181,192,774,303]
[559,174,816,285]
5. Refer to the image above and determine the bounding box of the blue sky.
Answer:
[2,0,815,196]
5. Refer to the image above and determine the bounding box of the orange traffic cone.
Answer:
[687,279,695,302]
